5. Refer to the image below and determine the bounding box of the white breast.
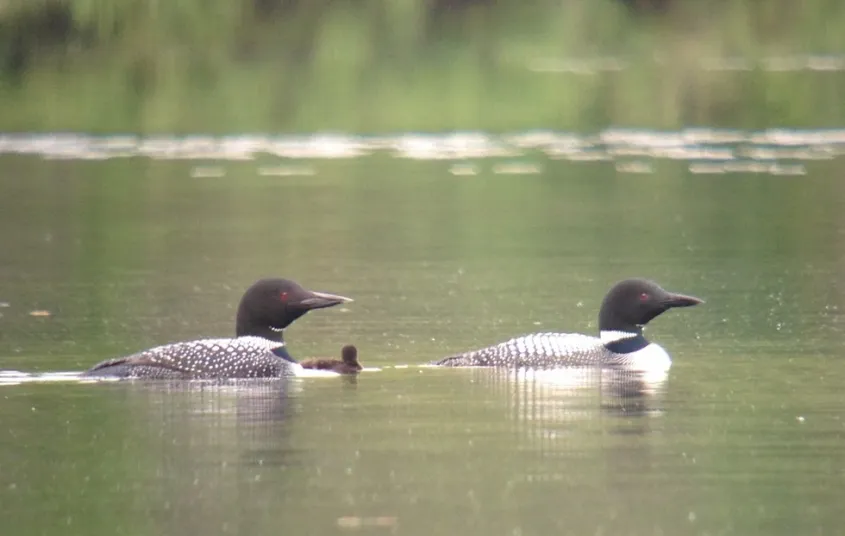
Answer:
[618,343,672,373]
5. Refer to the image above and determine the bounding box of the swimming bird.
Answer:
[433,278,702,371]
[83,278,352,379]
[300,345,362,374]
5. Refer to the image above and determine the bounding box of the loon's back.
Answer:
[83,336,298,379]
[435,333,611,369]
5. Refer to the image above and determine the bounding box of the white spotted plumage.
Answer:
[86,336,300,379]
[437,332,672,372]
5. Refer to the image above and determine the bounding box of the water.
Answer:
[1,137,844,535]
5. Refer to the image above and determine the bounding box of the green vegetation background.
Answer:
[2,0,844,133]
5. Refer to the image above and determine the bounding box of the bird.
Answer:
[82,278,352,379]
[433,278,702,372]
[300,345,363,374]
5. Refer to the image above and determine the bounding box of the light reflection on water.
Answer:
[459,367,668,447]
[0,129,843,179]
[1,357,843,535]
[0,367,360,385]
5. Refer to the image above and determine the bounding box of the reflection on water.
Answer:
[0,370,91,385]
[0,367,351,385]
[127,379,296,426]
[116,381,298,535]
[465,366,667,441]
[1,361,844,535]
[1,130,842,179]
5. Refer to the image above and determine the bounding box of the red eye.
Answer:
[639,292,649,302]
[280,292,288,301]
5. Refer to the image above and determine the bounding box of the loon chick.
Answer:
[300,345,362,374]
[83,279,352,379]
[434,278,702,371]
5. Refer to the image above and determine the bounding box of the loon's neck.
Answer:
[600,330,649,354]
[271,344,297,363]
[235,322,296,362]
[236,317,285,342]
[598,303,641,339]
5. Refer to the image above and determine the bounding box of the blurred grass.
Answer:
[1,0,844,133]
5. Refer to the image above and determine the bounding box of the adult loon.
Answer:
[433,278,702,371]
[83,278,352,379]
[300,345,362,374]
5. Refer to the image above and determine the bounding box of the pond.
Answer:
[2,129,844,534]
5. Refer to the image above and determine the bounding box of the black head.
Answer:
[341,345,359,367]
[235,278,352,340]
[597,278,703,334]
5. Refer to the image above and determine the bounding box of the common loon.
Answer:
[300,345,362,374]
[83,278,352,379]
[433,278,702,371]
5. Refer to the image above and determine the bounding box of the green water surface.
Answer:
[1,152,844,535]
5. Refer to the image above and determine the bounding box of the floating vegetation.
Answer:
[257,165,316,177]
[336,516,399,529]
[529,55,845,74]
[492,162,543,175]
[0,129,842,178]
[189,166,226,178]
[615,161,653,174]
[448,164,478,176]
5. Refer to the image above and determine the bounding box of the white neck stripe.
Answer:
[600,330,640,344]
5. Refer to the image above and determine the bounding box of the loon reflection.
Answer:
[465,366,667,431]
